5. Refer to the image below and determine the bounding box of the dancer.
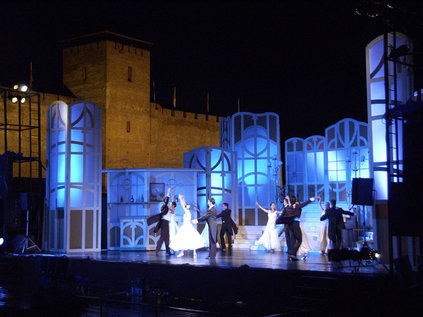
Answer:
[278,198,290,249]
[277,195,315,261]
[149,187,174,256]
[317,196,329,255]
[297,222,312,260]
[320,199,354,250]
[169,201,179,249]
[256,201,283,253]
[170,195,206,258]
[192,197,217,259]
[216,202,238,251]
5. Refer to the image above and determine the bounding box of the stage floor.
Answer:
[59,248,388,275]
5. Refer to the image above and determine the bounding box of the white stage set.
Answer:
[44,33,418,263]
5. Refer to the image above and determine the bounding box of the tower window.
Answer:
[82,67,87,81]
[128,66,133,82]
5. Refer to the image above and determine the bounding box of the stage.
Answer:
[58,249,389,274]
[2,248,414,316]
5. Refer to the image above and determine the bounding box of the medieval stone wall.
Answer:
[1,33,221,184]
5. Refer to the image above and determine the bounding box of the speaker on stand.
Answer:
[17,193,41,254]
[352,178,374,247]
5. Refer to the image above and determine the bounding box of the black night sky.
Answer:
[1,0,422,140]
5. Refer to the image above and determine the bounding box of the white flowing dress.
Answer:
[298,223,311,256]
[170,210,206,251]
[258,212,280,250]
[169,212,179,246]
[200,222,210,247]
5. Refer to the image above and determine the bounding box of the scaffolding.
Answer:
[0,86,43,250]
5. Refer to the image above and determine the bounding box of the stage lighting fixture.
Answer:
[9,95,26,104]
[0,237,4,246]
[9,96,26,104]
[13,83,28,92]
[328,247,381,262]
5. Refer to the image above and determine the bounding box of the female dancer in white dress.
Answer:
[317,196,329,255]
[298,221,312,259]
[170,195,206,257]
[168,204,179,248]
[256,201,282,253]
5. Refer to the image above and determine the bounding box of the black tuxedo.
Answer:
[277,199,313,258]
[198,205,217,257]
[216,208,238,249]
[320,207,353,249]
[152,196,171,255]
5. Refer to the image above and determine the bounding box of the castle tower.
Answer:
[61,31,153,169]
[61,31,220,173]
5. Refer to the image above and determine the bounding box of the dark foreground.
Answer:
[0,249,421,316]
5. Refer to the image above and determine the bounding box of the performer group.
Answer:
[148,187,353,261]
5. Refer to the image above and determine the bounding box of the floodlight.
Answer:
[13,83,28,92]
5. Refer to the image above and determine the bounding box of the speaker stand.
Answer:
[18,210,41,254]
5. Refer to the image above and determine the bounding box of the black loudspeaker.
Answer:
[20,193,28,210]
[352,178,374,206]
[20,192,34,211]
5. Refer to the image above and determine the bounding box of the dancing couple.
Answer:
[170,194,206,258]
[256,196,315,261]
[320,199,354,250]
[277,195,315,261]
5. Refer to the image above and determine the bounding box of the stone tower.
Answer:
[61,31,152,169]
[61,31,220,172]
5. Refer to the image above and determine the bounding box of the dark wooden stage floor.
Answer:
[64,249,389,275]
[1,249,421,316]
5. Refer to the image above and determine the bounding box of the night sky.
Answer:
[1,0,422,140]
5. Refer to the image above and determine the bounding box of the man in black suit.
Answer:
[216,202,238,251]
[193,197,217,259]
[320,199,354,250]
[276,195,315,261]
[147,187,175,256]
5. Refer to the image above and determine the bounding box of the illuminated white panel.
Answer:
[46,100,102,253]
[374,170,388,200]
[370,81,386,100]
[366,32,412,203]
[224,112,280,226]
[372,103,386,116]
[184,146,237,222]
[369,40,384,77]
[371,119,387,163]
[316,152,324,182]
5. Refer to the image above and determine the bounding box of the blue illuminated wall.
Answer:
[366,33,412,200]
[184,147,237,218]
[285,118,369,205]
[220,112,281,226]
[45,100,102,253]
